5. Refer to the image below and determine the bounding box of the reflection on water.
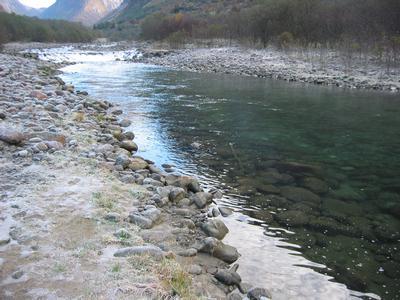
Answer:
[58,54,400,300]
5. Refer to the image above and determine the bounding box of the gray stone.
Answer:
[247,287,272,300]
[114,245,163,259]
[227,292,243,300]
[212,207,220,217]
[169,187,186,202]
[120,140,138,152]
[143,178,164,187]
[11,270,24,280]
[177,248,197,257]
[121,131,135,140]
[215,268,242,288]
[128,157,148,171]
[201,219,229,240]
[115,154,130,169]
[128,206,161,229]
[0,125,26,145]
[0,236,10,246]
[197,237,239,263]
[17,150,29,157]
[219,207,233,217]
[119,118,132,127]
[188,264,202,275]
[191,192,213,209]
[177,198,191,207]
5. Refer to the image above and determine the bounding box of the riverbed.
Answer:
[35,45,399,299]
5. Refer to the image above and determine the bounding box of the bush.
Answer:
[278,32,294,49]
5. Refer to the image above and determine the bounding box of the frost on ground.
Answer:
[140,45,400,92]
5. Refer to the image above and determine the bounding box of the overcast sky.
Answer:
[19,0,56,8]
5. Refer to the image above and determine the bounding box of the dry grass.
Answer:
[72,112,85,122]
[92,191,114,210]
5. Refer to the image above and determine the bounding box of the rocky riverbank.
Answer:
[137,45,400,93]
[0,52,270,299]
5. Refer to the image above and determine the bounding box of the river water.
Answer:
[36,46,399,299]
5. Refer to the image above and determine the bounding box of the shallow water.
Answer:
[53,49,400,299]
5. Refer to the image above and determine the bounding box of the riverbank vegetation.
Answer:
[98,0,400,68]
[0,12,97,47]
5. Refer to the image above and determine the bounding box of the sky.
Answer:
[19,0,56,8]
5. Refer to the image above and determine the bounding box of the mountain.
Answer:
[41,0,124,26]
[0,0,41,16]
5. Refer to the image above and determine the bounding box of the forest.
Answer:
[0,12,96,46]
[137,0,400,52]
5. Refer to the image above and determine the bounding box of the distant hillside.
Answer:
[41,0,124,26]
[0,11,97,45]
[98,0,400,50]
[0,0,41,16]
[97,0,255,40]
[104,0,254,22]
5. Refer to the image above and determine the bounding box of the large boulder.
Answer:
[165,174,201,192]
[128,157,148,171]
[169,187,186,202]
[119,118,132,127]
[201,219,229,240]
[128,206,161,229]
[215,267,242,289]
[0,125,26,145]
[191,192,213,209]
[115,154,130,169]
[120,140,138,152]
[197,237,239,263]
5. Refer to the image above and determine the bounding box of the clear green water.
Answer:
[62,61,400,299]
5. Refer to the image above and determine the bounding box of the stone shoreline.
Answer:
[137,44,400,93]
[0,52,270,299]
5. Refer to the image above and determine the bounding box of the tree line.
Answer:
[138,0,400,51]
[0,12,97,46]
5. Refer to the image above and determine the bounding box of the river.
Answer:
[35,46,399,299]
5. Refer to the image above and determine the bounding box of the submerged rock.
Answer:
[280,186,321,205]
[276,210,309,227]
[302,177,329,194]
